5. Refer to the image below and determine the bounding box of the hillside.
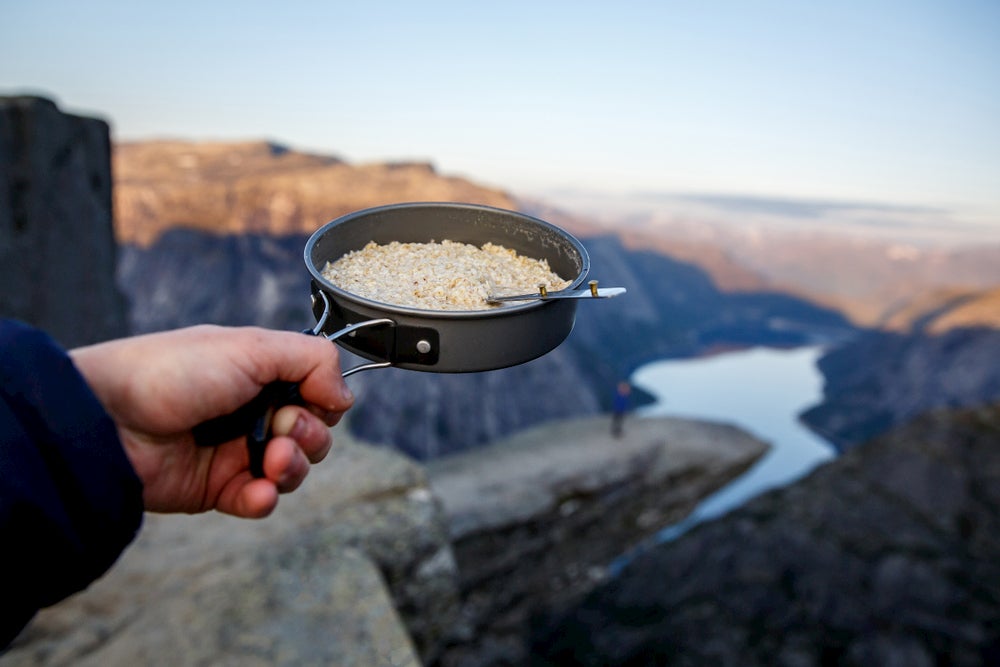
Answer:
[799,285,1000,450]
[546,196,1000,327]
[113,140,515,245]
[878,286,1000,334]
[533,403,1000,666]
[114,139,1000,331]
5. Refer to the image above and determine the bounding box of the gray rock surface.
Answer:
[427,415,769,667]
[4,413,771,667]
[5,423,458,666]
[0,96,127,347]
[531,404,1000,667]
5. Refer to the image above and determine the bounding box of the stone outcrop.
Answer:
[0,96,127,347]
[801,327,1000,449]
[531,404,1000,667]
[427,415,769,667]
[5,424,460,666]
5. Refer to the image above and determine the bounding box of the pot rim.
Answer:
[303,201,591,321]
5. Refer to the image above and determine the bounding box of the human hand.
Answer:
[70,325,354,518]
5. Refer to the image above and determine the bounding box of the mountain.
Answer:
[543,193,1000,327]
[799,287,1000,450]
[539,191,1000,453]
[112,141,855,460]
[877,286,1000,334]
[114,140,517,246]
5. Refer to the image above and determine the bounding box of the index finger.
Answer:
[233,328,355,414]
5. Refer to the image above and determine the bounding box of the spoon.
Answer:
[487,279,626,303]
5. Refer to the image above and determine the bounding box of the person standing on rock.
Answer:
[611,381,632,438]
[0,319,355,648]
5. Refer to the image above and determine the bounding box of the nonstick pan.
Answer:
[304,201,592,372]
[194,202,624,475]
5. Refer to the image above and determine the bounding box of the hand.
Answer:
[70,325,354,518]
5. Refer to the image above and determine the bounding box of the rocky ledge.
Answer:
[427,415,768,666]
[5,415,767,666]
[6,424,457,666]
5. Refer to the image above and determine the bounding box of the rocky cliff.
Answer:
[532,403,1000,666]
[801,288,1000,450]
[428,416,768,667]
[6,414,768,667]
[0,96,127,347]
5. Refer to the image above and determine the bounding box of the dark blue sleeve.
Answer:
[0,320,144,647]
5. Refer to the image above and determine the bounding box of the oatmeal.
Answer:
[321,240,571,310]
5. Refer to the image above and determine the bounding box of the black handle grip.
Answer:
[193,380,305,478]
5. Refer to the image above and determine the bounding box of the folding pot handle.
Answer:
[192,315,394,478]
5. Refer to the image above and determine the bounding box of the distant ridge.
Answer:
[877,286,1000,334]
[113,140,515,246]
[112,139,1000,330]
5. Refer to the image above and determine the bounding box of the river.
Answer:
[631,345,836,543]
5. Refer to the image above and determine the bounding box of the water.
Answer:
[631,345,835,543]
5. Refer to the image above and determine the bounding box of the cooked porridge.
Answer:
[321,240,572,310]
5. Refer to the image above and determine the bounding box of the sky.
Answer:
[2,0,999,228]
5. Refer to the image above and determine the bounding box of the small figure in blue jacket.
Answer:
[611,380,632,438]
[0,319,355,647]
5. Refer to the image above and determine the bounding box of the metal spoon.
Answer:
[487,279,626,303]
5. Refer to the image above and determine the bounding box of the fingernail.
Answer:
[340,383,354,404]
[272,410,305,440]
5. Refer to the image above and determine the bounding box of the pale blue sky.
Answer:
[2,1,998,222]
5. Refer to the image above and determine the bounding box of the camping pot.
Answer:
[194,202,624,475]
[304,201,592,373]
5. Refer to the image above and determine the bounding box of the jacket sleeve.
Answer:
[0,319,144,647]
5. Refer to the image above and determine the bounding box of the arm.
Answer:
[1,320,143,646]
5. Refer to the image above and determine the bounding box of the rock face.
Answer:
[801,327,1000,450]
[427,415,769,667]
[0,96,127,347]
[531,404,1000,667]
[5,426,460,666]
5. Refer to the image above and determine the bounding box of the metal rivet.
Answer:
[416,340,432,354]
